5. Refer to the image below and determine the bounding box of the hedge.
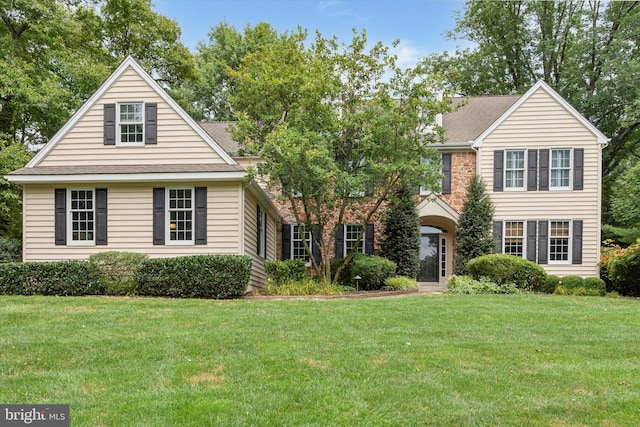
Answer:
[264,259,306,285]
[0,261,101,296]
[331,254,396,291]
[467,254,547,291]
[135,255,252,298]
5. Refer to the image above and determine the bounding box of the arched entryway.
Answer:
[416,196,459,283]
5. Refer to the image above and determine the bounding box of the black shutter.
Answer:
[573,148,584,190]
[312,226,321,264]
[493,150,504,192]
[493,221,503,253]
[335,224,345,259]
[365,224,375,255]
[441,153,452,194]
[153,188,165,245]
[527,149,538,191]
[538,220,548,264]
[281,224,291,259]
[526,220,537,261]
[263,209,268,259]
[572,220,583,264]
[256,205,262,254]
[539,149,549,191]
[54,189,66,245]
[195,187,207,245]
[104,104,116,145]
[145,103,157,145]
[95,188,108,245]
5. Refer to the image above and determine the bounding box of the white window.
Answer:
[505,150,525,189]
[549,220,570,262]
[168,188,193,243]
[257,205,267,258]
[344,224,364,256]
[118,102,144,144]
[69,189,94,243]
[503,221,524,257]
[440,237,447,278]
[551,149,571,189]
[292,224,312,263]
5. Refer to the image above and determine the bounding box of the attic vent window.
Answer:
[119,102,144,144]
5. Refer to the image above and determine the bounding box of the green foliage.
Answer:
[454,176,495,275]
[264,259,306,285]
[554,276,606,297]
[610,159,640,228]
[384,276,419,291]
[467,254,547,291]
[88,251,148,296]
[135,255,251,298]
[601,224,640,247]
[332,254,396,291]
[447,275,522,294]
[599,240,640,296]
[0,261,101,296]
[265,278,343,296]
[0,236,21,263]
[558,275,584,290]
[542,275,561,294]
[230,28,448,283]
[0,143,32,240]
[380,184,421,278]
[584,277,607,296]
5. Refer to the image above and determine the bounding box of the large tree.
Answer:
[230,29,448,284]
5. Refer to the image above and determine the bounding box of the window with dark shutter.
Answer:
[145,103,157,145]
[153,188,165,245]
[527,149,538,191]
[493,221,503,253]
[538,220,548,264]
[526,220,537,261]
[281,224,292,260]
[365,224,375,255]
[194,187,207,245]
[572,220,583,264]
[54,189,67,245]
[441,153,452,194]
[95,188,108,245]
[573,148,584,190]
[335,224,345,259]
[103,104,116,145]
[493,150,504,192]
[539,149,549,191]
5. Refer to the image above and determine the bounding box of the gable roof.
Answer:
[442,95,521,143]
[198,121,242,154]
[25,56,237,168]
[472,80,609,147]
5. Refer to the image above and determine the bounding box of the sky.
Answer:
[153,0,469,69]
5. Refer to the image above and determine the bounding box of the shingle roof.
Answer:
[442,95,521,143]
[9,163,244,175]
[197,121,241,154]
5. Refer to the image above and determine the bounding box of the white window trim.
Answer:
[502,220,525,258]
[504,149,526,191]
[166,187,195,245]
[67,188,95,246]
[291,224,312,266]
[550,148,572,190]
[116,101,145,147]
[344,224,365,258]
[548,219,572,264]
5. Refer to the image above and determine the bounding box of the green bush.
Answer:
[555,284,602,297]
[89,251,148,296]
[542,275,561,294]
[384,276,419,291]
[558,275,584,290]
[600,239,640,296]
[0,237,21,263]
[135,255,251,298]
[266,278,343,296]
[584,277,606,296]
[0,261,101,296]
[467,254,546,291]
[264,259,306,285]
[447,275,522,294]
[332,254,396,291]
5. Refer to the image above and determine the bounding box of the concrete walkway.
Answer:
[418,282,448,294]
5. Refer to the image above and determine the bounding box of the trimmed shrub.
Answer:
[0,261,101,296]
[584,277,606,296]
[467,254,546,291]
[0,237,21,263]
[266,278,343,296]
[542,275,561,294]
[264,259,306,285]
[447,275,522,294]
[135,255,251,298]
[89,251,148,296]
[384,276,419,291]
[332,254,396,291]
[558,275,584,290]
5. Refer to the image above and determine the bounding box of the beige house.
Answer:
[7,57,280,289]
[8,56,607,289]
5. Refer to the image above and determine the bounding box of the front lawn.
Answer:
[1,294,639,426]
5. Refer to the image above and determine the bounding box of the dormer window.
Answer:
[119,102,144,144]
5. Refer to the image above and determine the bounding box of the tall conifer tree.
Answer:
[380,184,420,278]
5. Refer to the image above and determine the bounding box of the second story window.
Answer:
[551,149,571,189]
[119,103,144,144]
[505,150,525,190]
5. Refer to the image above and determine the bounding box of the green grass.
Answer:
[1,294,639,426]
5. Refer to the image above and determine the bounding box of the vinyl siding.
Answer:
[38,66,228,167]
[478,88,602,277]
[22,182,243,261]
[243,191,278,289]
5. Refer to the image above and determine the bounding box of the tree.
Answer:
[454,175,495,275]
[230,29,448,284]
[0,140,32,240]
[177,22,281,120]
[380,184,421,278]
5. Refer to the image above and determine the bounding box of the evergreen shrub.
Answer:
[136,255,252,298]
[467,254,546,291]
[332,254,396,290]
[384,276,419,291]
[0,261,101,296]
[264,259,306,285]
[89,251,148,295]
[447,275,521,294]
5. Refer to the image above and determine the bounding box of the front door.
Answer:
[418,234,439,282]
